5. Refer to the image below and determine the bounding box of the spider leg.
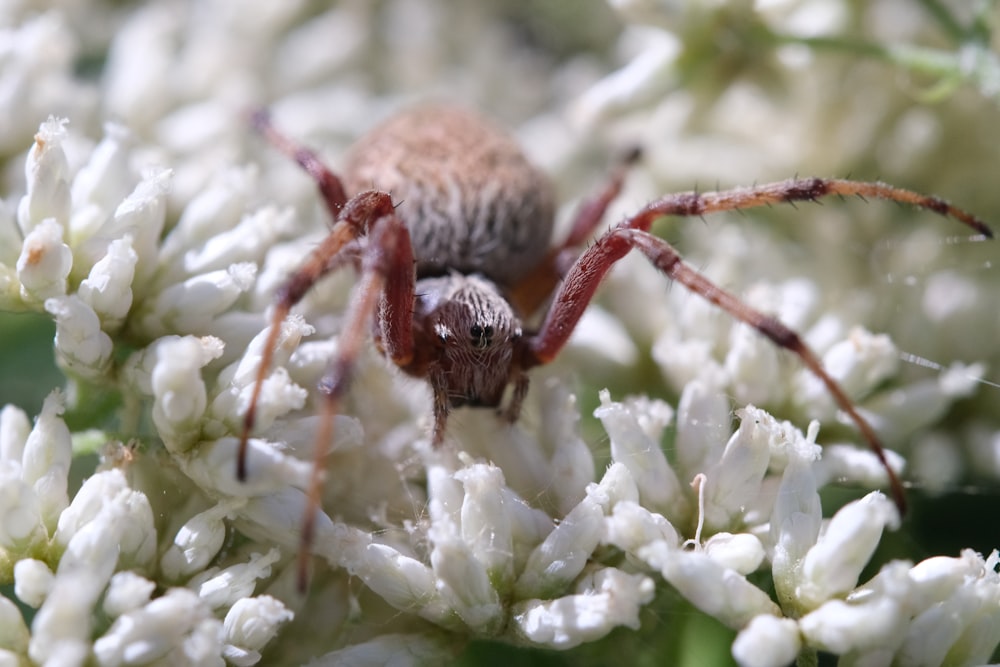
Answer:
[523,225,908,514]
[251,109,349,216]
[241,112,403,480]
[562,146,643,248]
[248,111,418,591]
[237,191,397,481]
[624,177,993,237]
[297,211,415,591]
[510,148,641,316]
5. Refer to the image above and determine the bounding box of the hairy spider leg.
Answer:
[523,178,993,515]
[510,147,641,317]
[246,113,420,590]
[250,110,349,217]
[237,191,398,478]
[301,212,414,590]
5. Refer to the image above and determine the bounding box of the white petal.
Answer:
[644,548,780,629]
[602,500,680,555]
[223,595,293,652]
[20,390,72,528]
[13,558,53,608]
[103,572,156,618]
[17,218,72,302]
[798,492,899,607]
[77,235,138,329]
[0,405,31,463]
[161,502,234,581]
[514,474,610,598]
[732,615,801,667]
[799,595,907,654]
[512,568,655,649]
[0,595,29,653]
[45,295,114,379]
[17,118,71,235]
[189,549,281,611]
[595,390,688,520]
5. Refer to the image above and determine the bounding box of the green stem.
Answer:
[768,31,1000,101]
[916,0,968,41]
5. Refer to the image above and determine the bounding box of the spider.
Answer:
[240,104,991,588]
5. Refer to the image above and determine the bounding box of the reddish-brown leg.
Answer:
[237,190,398,480]
[525,224,911,511]
[251,110,349,217]
[522,179,992,514]
[510,148,641,316]
[245,113,419,590]
[624,178,992,237]
[561,146,644,249]
[297,212,415,591]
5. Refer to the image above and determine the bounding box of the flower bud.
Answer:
[13,559,53,608]
[161,502,233,581]
[595,390,686,520]
[17,118,71,235]
[223,595,293,651]
[513,567,654,648]
[732,615,801,667]
[17,218,72,303]
[45,295,114,380]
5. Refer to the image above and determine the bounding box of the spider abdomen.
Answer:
[343,105,556,287]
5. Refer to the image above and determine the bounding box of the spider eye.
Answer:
[469,323,494,348]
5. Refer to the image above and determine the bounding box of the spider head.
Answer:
[416,273,523,408]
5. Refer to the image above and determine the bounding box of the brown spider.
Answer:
[240,105,991,589]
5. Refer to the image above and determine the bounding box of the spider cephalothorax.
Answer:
[404,272,527,439]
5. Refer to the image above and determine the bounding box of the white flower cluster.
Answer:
[1,0,999,665]
[0,392,291,666]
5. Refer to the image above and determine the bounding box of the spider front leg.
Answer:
[298,211,415,591]
[237,190,398,480]
[524,223,908,513]
[239,195,415,592]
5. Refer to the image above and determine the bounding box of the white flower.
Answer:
[92,588,224,667]
[222,596,294,666]
[732,614,802,667]
[796,492,900,609]
[149,335,223,452]
[514,468,616,599]
[77,235,138,331]
[594,390,688,521]
[45,295,115,380]
[17,218,72,304]
[189,549,281,611]
[161,502,237,581]
[0,595,29,655]
[103,572,156,618]
[17,118,71,235]
[19,390,71,529]
[13,559,53,609]
[513,567,655,649]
